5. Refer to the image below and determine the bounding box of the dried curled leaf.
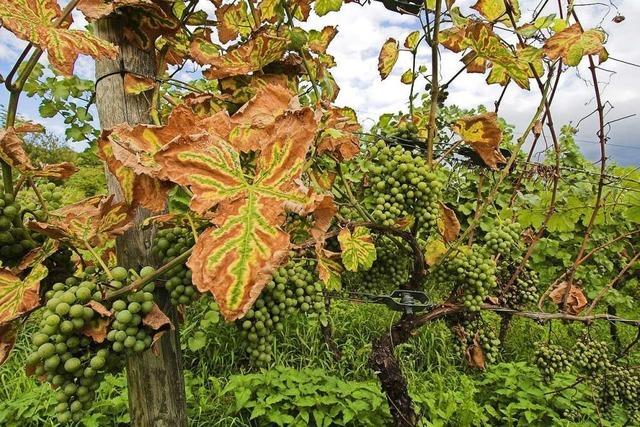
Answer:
[338,227,377,272]
[28,195,133,247]
[32,162,79,179]
[310,195,337,244]
[438,202,460,243]
[378,38,399,80]
[452,112,506,170]
[199,28,288,79]
[0,264,48,327]
[123,73,156,95]
[153,109,318,320]
[549,281,587,315]
[0,128,35,173]
[316,107,361,161]
[143,303,172,330]
[466,334,486,369]
[543,23,607,66]
[0,0,118,75]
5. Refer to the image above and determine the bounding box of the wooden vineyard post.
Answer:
[93,16,188,427]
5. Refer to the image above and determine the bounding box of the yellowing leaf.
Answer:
[424,239,446,266]
[400,69,415,85]
[404,30,421,50]
[316,107,361,161]
[123,73,156,95]
[0,0,118,75]
[543,23,607,66]
[153,109,318,320]
[215,1,253,44]
[338,227,377,272]
[28,195,133,247]
[314,0,342,16]
[452,112,505,170]
[308,26,338,54]
[378,38,399,80]
[471,0,520,26]
[316,248,342,291]
[0,264,48,327]
[200,28,288,79]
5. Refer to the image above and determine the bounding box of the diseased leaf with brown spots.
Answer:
[188,30,221,64]
[0,0,118,75]
[0,323,18,366]
[14,239,59,274]
[316,107,361,160]
[378,38,399,80]
[215,1,253,43]
[0,128,35,173]
[338,226,377,272]
[123,73,156,95]
[452,112,506,170]
[0,264,48,327]
[258,0,280,23]
[155,109,318,320]
[438,202,460,243]
[200,28,288,79]
[316,248,342,291]
[549,281,588,315]
[543,23,607,66]
[308,26,338,54]
[28,195,133,247]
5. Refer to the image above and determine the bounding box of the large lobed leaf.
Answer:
[452,112,506,170]
[543,23,607,66]
[338,227,377,272]
[0,0,118,75]
[0,264,48,328]
[153,108,318,320]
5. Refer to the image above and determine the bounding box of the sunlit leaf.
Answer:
[338,226,377,272]
[378,38,399,80]
[452,112,505,170]
[471,0,520,26]
[404,30,421,50]
[123,73,156,95]
[543,23,607,66]
[400,69,415,84]
[215,1,253,44]
[0,128,35,173]
[424,239,446,266]
[308,26,338,54]
[0,0,118,75]
[314,0,342,16]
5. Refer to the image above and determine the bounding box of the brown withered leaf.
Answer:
[14,239,59,274]
[143,303,172,331]
[465,334,486,369]
[310,195,337,244]
[0,265,48,327]
[0,128,35,173]
[28,195,133,247]
[549,281,588,315]
[86,300,112,318]
[14,122,44,133]
[0,323,18,366]
[438,203,460,243]
[452,112,506,170]
[32,162,79,179]
[316,107,361,160]
[82,318,110,343]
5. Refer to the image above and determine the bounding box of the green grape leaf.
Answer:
[314,0,342,16]
[0,0,118,75]
[199,28,288,79]
[338,226,377,272]
[378,38,399,80]
[0,264,48,328]
[154,109,318,320]
[543,23,607,66]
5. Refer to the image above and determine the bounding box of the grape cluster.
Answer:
[19,180,64,220]
[366,140,442,234]
[574,336,612,373]
[534,343,571,382]
[26,266,159,423]
[0,189,37,264]
[451,315,500,366]
[499,266,539,309]
[344,238,411,293]
[384,120,419,141]
[152,226,198,306]
[484,221,521,256]
[27,274,117,423]
[105,267,156,354]
[432,246,497,311]
[238,258,325,367]
[593,366,640,413]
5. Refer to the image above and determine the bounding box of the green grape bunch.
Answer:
[0,188,38,264]
[365,139,442,234]
[534,343,572,382]
[238,258,326,367]
[483,221,521,256]
[151,225,199,306]
[574,335,613,373]
[451,315,500,367]
[18,180,65,220]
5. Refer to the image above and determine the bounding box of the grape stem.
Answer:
[105,247,193,301]
[82,239,113,281]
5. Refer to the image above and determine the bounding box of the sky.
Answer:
[0,0,639,165]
